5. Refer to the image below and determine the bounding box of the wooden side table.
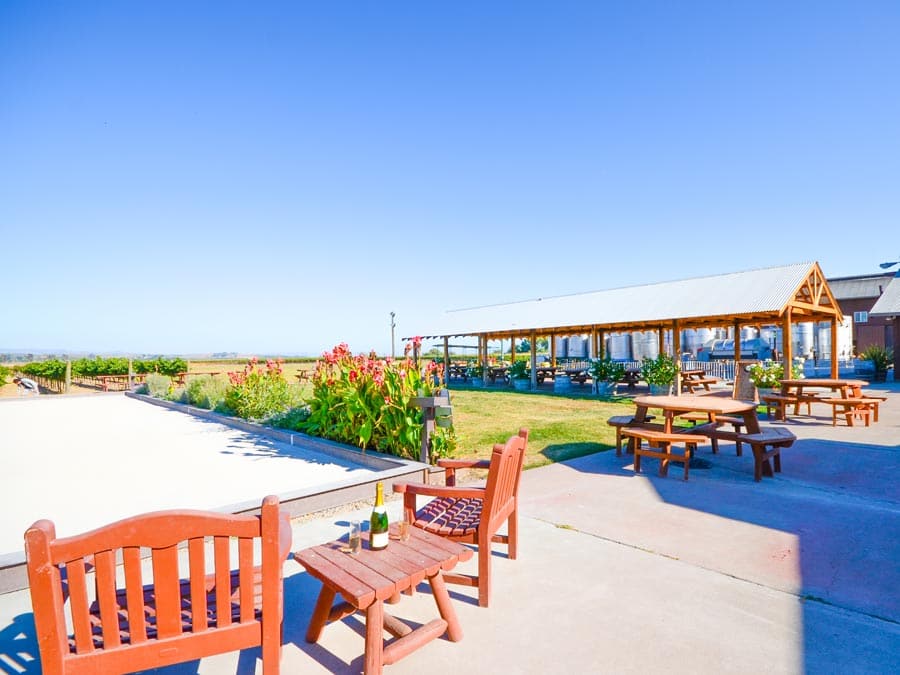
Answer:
[295,525,473,674]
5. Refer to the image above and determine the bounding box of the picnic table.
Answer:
[487,366,509,384]
[620,368,641,390]
[680,368,719,394]
[630,394,793,481]
[295,524,471,674]
[769,378,878,425]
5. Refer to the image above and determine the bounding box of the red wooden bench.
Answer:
[622,427,707,481]
[25,495,291,674]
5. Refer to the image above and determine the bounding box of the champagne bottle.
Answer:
[369,482,389,550]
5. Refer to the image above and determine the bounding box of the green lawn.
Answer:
[446,388,638,469]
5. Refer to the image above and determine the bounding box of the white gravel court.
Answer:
[0,394,375,557]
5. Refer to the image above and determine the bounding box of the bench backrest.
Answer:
[482,429,528,537]
[25,495,287,674]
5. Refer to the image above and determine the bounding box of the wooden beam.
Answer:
[830,318,838,378]
[530,332,537,390]
[783,309,793,380]
[733,321,742,361]
[443,337,450,383]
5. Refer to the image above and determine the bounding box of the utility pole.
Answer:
[390,311,396,359]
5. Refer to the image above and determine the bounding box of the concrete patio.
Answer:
[1,385,898,673]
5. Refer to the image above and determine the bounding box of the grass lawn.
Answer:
[447,388,638,469]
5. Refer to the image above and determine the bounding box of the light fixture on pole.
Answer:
[390,312,396,359]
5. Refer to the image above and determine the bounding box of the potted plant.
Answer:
[859,345,893,382]
[590,357,625,396]
[508,359,531,391]
[748,360,803,395]
[467,363,484,387]
[640,354,678,395]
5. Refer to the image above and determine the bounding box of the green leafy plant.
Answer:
[860,345,893,372]
[146,373,172,398]
[590,357,625,383]
[640,354,679,386]
[468,363,484,379]
[0,364,10,386]
[224,357,295,420]
[748,360,802,388]
[508,359,529,380]
[186,374,229,410]
[297,341,456,463]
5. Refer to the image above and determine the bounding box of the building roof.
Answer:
[869,276,900,317]
[825,273,895,300]
[417,261,843,339]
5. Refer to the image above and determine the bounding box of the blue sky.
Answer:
[2,1,898,356]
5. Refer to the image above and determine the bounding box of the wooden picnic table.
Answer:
[620,368,641,390]
[631,395,792,480]
[633,394,761,435]
[680,368,719,394]
[295,524,471,674]
[487,366,509,384]
[771,378,872,423]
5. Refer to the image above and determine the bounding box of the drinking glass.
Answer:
[348,520,361,555]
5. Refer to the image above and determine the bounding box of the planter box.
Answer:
[512,378,531,391]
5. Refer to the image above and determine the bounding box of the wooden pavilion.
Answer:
[414,262,845,391]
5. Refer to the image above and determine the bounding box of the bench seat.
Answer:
[683,416,746,456]
[759,393,818,420]
[606,415,656,456]
[622,428,707,481]
[821,398,881,426]
[735,428,796,481]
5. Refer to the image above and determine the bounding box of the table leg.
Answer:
[429,571,463,642]
[306,585,336,643]
[365,600,385,675]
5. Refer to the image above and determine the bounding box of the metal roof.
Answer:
[417,262,834,338]
[870,276,900,316]
[826,273,894,300]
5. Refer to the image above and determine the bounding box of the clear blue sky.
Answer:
[2,1,898,356]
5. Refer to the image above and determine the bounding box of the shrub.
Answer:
[859,345,893,371]
[269,405,311,429]
[297,341,456,463]
[748,360,802,388]
[590,357,625,382]
[640,354,678,386]
[146,373,172,398]
[0,364,10,386]
[508,359,529,380]
[224,358,295,420]
[186,374,229,410]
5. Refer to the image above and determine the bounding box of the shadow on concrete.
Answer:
[553,433,900,672]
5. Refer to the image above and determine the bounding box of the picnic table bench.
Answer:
[622,427,708,481]
[735,428,796,481]
[680,369,720,394]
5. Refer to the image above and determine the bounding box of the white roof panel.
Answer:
[419,262,817,337]
[870,276,900,316]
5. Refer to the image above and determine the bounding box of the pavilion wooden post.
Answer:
[530,331,538,390]
[657,328,665,357]
[830,318,839,378]
[782,309,793,381]
[510,337,515,365]
[550,335,557,368]
[598,329,606,359]
[590,327,598,359]
[479,335,487,376]
[673,321,682,396]
[443,337,450,381]
[733,321,742,362]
